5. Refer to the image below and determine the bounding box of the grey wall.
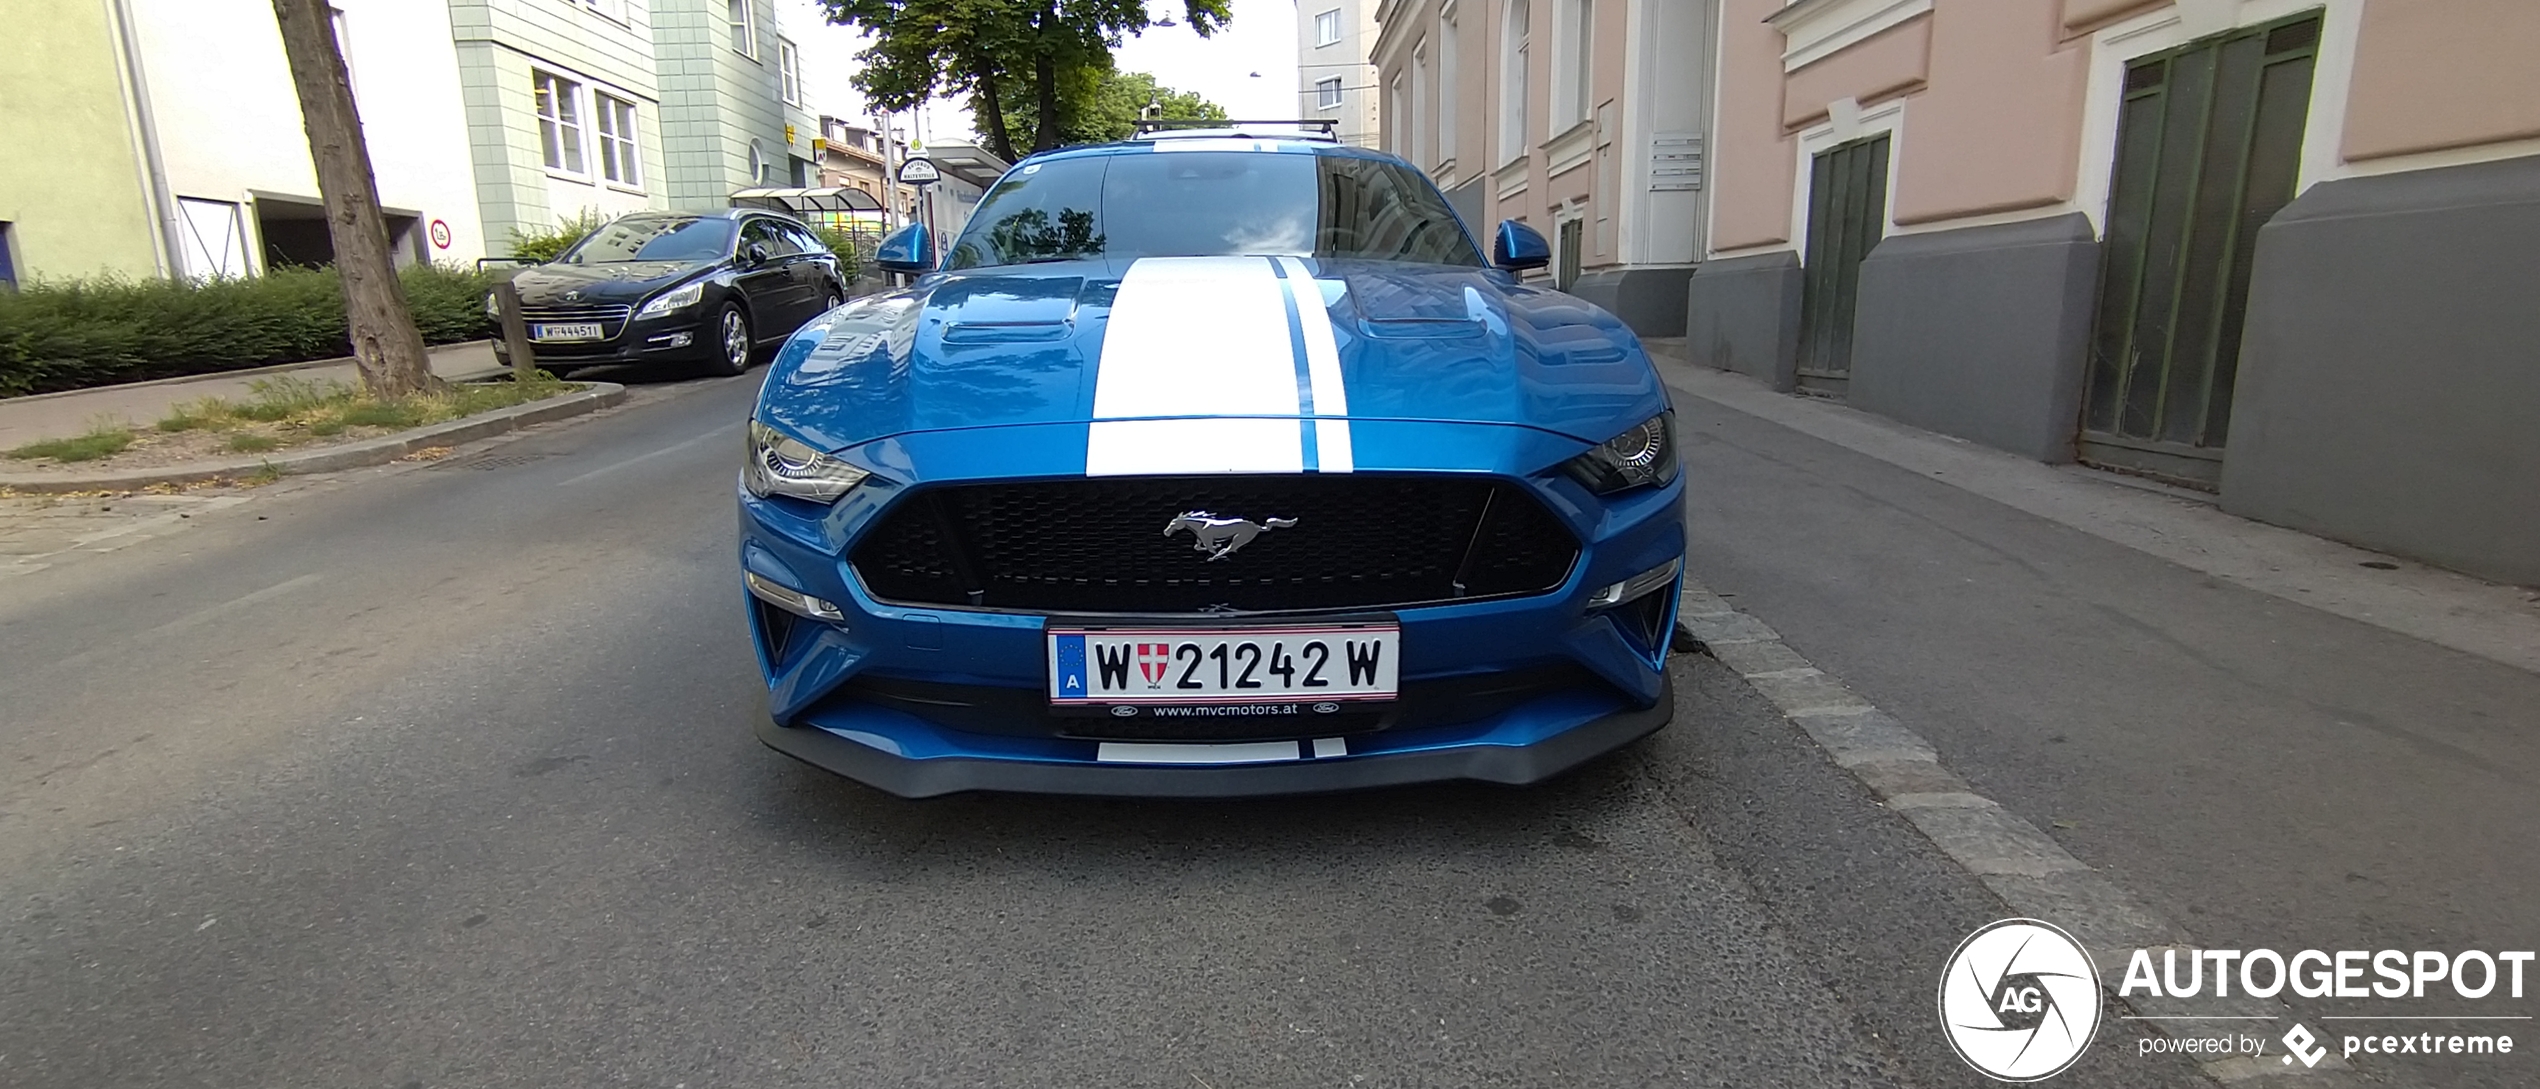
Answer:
[1846,213,2099,463]
[1569,266,1697,338]
[2220,154,2540,587]
[1683,252,1802,390]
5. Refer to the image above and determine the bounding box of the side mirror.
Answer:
[1491,220,1552,271]
[875,224,933,274]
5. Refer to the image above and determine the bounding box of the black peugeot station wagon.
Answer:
[491,208,849,377]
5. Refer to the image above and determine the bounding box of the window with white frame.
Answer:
[1437,13,1458,164]
[727,0,756,58]
[533,70,585,173]
[595,92,640,186]
[1559,0,1593,127]
[1413,42,1431,169]
[1384,76,1401,154]
[1315,76,1343,109]
[580,0,628,21]
[1314,9,1341,47]
[779,39,803,104]
[1500,0,1529,162]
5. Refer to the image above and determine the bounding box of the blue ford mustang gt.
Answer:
[739,131,1685,797]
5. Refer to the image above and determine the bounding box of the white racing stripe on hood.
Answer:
[1274,256,1353,472]
[1087,256,1304,475]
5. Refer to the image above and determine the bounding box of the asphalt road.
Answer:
[0,370,2229,1088]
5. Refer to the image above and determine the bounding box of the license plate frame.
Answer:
[1047,624,1399,709]
[531,322,605,342]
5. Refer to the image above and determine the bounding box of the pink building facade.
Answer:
[1687,0,2540,585]
[1370,0,1718,334]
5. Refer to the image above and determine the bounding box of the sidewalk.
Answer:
[0,341,503,450]
[1647,337,2539,1088]
[1643,337,2540,675]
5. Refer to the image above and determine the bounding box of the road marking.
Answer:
[556,429,729,486]
[143,573,325,639]
[1682,574,2418,1088]
[42,573,324,674]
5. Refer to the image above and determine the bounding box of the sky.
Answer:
[775,0,1303,156]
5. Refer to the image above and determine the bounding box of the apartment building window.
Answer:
[728,0,756,58]
[1385,75,1404,154]
[1501,0,1529,163]
[1559,0,1593,127]
[1412,43,1431,169]
[779,39,803,105]
[1316,76,1343,110]
[0,222,17,289]
[580,0,628,20]
[534,71,585,173]
[1314,9,1341,47]
[1437,13,1458,164]
[595,93,640,186]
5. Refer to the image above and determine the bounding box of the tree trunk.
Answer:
[269,0,438,399]
[1032,0,1062,152]
[970,57,1017,163]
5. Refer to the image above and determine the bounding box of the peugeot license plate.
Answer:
[532,322,604,342]
[1048,625,1398,708]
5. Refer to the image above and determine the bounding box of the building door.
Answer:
[1797,134,1888,397]
[2080,15,2319,486]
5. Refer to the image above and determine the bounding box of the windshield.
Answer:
[557,216,737,264]
[945,150,1484,271]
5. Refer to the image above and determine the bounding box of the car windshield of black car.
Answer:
[560,216,738,264]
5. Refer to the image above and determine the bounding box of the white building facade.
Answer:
[126,0,490,276]
[1298,0,1383,149]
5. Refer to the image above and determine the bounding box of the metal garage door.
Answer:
[1797,134,1889,398]
[2079,14,2320,486]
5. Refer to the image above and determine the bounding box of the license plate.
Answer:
[1048,625,1398,705]
[532,322,604,341]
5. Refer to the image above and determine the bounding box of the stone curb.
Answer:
[1678,575,2421,1088]
[0,382,626,494]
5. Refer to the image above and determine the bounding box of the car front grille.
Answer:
[849,474,1580,614]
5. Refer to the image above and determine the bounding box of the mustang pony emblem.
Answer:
[1164,511,1297,561]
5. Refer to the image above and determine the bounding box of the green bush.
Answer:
[0,263,496,397]
[814,227,866,284]
[505,208,606,263]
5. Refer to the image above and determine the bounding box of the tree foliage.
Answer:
[981,67,1227,154]
[817,0,1232,162]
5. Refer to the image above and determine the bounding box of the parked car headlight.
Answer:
[637,281,705,318]
[483,292,500,318]
[743,420,868,503]
[1562,411,1678,494]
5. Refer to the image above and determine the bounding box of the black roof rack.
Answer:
[1131,118,1341,140]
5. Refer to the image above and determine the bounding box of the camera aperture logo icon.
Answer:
[1940,919,2103,1081]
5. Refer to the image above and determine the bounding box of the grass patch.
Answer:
[337,400,428,429]
[52,375,577,468]
[7,422,136,462]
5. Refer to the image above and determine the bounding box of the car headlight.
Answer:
[484,292,500,318]
[743,420,868,503]
[1562,411,1679,494]
[637,281,705,318]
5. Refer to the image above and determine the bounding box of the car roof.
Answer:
[1006,138,1415,174]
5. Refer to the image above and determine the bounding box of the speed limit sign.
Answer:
[428,219,452,249]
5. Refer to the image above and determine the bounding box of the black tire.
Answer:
[821,289,844,314]
[708,304,752,377]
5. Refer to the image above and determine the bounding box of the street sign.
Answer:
[897,157,940,185]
